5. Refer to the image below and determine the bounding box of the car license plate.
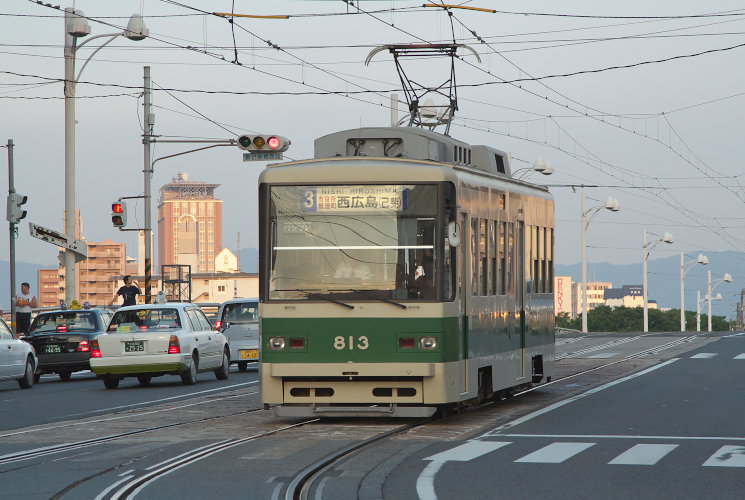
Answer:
[44,344,62,354]
[125,341,144,352]
[240,349,258,360]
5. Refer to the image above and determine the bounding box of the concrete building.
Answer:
[158,173,223,274]
[38,268,62,308]
[215,248,239,273]
[604,284,644,308]
[571,281,612,318]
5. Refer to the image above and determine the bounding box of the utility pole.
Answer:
[6,139,17,333]
[143,66,153,303]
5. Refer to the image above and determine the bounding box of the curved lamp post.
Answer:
[581,195,620,333]
[63,8,148,303]
[697,291,723,332]
[707,271,733,332]
[513,157,554,180]
[680,252,708,332]
[642,230,674,332]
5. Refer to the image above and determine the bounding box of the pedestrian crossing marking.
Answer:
[734,354,745,359]
[702,446,745,467]
[424,441,511,462]
[514,442,595,463]
[690,353,717,358]
[608,444,678,465]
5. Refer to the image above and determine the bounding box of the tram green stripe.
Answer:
[262,317,459,364]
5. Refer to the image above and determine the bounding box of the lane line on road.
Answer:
[484,358,680,436]
[496,434,745,441]
[94,475,134,500]
[690,353,717,358]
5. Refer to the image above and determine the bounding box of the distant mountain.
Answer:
[239,247,259,273]
[0,260,55,310]
[556,251,745,318]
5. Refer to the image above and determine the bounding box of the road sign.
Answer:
[243,152,284,162]
[29,222,88,261]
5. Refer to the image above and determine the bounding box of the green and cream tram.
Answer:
[259,127,554,417]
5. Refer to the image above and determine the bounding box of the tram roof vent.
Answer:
[314,127,511,176]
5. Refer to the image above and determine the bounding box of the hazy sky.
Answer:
[2,1,745,302]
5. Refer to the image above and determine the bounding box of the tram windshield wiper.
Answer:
[342,289,408,309]
[278,289,355,310]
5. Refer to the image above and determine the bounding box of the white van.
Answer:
[216,298,259,371]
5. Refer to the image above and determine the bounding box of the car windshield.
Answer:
[108,308,181,333]
[221,302,259,324]
[30,311,98,334]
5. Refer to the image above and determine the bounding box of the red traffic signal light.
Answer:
[111,201,127,228]
[236,135,290,153]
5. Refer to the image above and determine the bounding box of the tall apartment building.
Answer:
[57,239,127,306]
[38,268,62,308]
[158,173,223,274]
[571,281,612,318]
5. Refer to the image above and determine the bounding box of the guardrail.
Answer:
[556,327,582,335]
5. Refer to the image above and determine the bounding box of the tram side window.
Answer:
[539,226,546,293]
[547,227,554,293]
[506,222,515,294]
[532,226,540,294]
[471,218,479,296]
[489,220,497,295]
[480,219,488,296]
[498,221,506,295]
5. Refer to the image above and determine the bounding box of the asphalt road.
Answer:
[412,333,745,500]
[0,364,259,431]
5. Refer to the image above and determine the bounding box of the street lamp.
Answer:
[63,8,148,303]
[581,195,620,333]
[513,157,554,179]
[680,252,708,332]
[697,291,723,332]
[642,230,674,332]
[708,271,733,332]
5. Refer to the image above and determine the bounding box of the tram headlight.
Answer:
[268,337,286,350]
[419,336,438,350]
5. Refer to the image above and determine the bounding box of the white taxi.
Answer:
[0,317,36,389]
[215,298,259,371]
[90,303,229,389]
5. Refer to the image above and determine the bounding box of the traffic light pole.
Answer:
[143,66,153,304]
[6,139,17,333]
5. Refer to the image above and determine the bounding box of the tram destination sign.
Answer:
[301,185,410,212]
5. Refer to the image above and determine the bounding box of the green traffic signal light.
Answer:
[238,135,252,149]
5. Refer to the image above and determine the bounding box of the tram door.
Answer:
[516,220,526,379]
[459,211,469,394]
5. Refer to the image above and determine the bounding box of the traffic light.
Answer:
[6,192,28,223]
[111,201,127,228]
[236,135,290,153]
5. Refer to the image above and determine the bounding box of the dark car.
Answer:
[24,308,113,382]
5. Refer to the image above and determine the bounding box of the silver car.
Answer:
[216,298,259,371]
[0,317,37,389]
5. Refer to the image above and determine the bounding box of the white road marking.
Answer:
[93,475,133,500]
[587,352,618,359]
[423,441,512,462]
[702,446,745,467]
[417,442,511,500]
[734,354,745,359]
[690,353,717,358]
[514,442,595,463]
[608,444,678,465]
[118,469,135,477]
[270,482,284,500]
[497,434,745,442]
[483,359,679,436]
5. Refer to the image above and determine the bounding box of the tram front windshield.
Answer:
[268,184,442,302]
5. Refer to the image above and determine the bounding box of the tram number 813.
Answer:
[334,336,369,350]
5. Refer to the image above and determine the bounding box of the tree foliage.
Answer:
[555,306,730,332]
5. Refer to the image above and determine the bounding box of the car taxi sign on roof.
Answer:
[69,300,82,310]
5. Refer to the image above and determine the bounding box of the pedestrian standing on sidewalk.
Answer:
[15,282,37,336]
